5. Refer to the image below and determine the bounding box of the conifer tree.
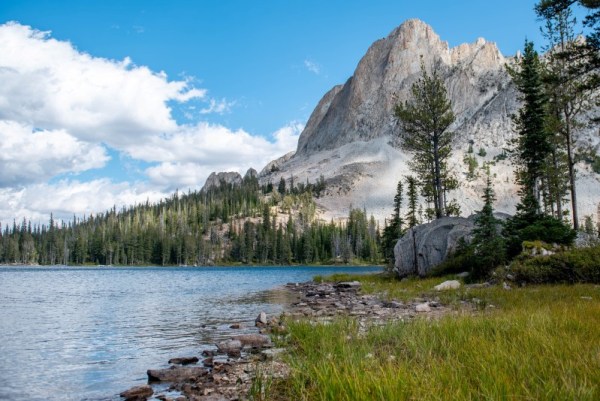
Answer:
[405,176,420,228]
[471,170,506,277]
[509,40,552,218]
[536,1,596,229]
[382,180,404,265]
[504,40,578,256]
[394,60,457,219]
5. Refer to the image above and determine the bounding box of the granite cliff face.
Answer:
[259,19,600,223]
[296,19,513,155]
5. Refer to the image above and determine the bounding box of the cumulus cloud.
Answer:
[143,122,303,190]
[0,120,109,186]
[145,162,217,189]
[0,179,169,226]
[0,22,204,146]
[0,22,304,226]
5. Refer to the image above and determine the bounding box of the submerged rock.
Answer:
[168,356,199,365]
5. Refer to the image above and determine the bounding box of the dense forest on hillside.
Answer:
[0,175,381,266]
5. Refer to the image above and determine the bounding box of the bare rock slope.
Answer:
[259,19,600,224]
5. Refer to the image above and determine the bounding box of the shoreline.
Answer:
[119,277,464,401]
[1,263,386,269]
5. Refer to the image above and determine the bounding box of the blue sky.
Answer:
[0,0,580,225]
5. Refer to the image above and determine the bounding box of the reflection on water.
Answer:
[0,265,380,401]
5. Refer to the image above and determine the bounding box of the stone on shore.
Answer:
[434,280,461,291]
[415,302,431,312]
[255,311,268,326]
[120,385,153,401]
[261,348,285,360]
[216,339,242,357]
[168,356,199,365]
[147,366,208,382]
[232,334,272,348]
[335,281,361,290]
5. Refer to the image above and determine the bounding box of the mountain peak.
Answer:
[386,18,448,57]
[294,19,506,156]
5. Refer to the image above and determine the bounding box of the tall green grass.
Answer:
[274,282,600,400]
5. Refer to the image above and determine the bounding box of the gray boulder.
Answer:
[394,217,474,277]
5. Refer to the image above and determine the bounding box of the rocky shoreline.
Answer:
[119,279,465,401]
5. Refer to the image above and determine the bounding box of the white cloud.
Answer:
[0,120,109,186]
[146,162,218,189]
[0,22,205,147]
[125,122,301,164]
[199,98,235,115]
[0,179,169,227]
[143,122,303,190]
[0,22,305,226]
[304,59,321,75]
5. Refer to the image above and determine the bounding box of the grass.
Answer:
[314,272,471,303]
[272,274,600,401]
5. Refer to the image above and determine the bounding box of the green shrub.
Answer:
[509,245,600,284]
[504,214,576,258]
[593,156,600,174]
[431,244,477,277]
[493,151,508,162]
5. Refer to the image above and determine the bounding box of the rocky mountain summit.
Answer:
[258,19,600,223]
[201,168,257,191]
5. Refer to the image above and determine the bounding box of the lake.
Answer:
[0,265,381,401]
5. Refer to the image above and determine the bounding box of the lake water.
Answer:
[0,265,381,401]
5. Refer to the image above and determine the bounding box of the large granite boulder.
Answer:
[394,216,474,277]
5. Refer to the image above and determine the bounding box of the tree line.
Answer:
[0,174,381,266]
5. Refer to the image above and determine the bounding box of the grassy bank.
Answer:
[272,274,600,400]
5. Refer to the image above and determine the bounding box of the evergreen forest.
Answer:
[0,175,381,266]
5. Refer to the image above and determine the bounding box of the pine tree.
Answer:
[471,171,506,277]
[394,60,457,219]
[536,1,596,229]
[278,177,286,195]
[392,180,403,233]
[382,181,404,266]
[504,40,577,256]
[405,176,419,228]
[509,40,552,219]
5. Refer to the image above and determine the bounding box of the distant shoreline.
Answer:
[1,263,385,269]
